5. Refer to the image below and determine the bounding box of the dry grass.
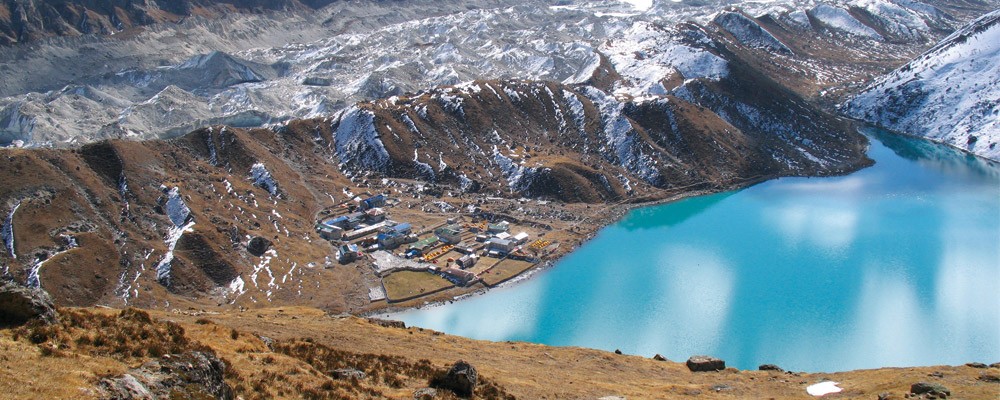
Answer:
[0,307,206,399]
[165,307,1000,400]
[382,271,454,302]
[8,308,203,360]
[0,307,519,399]
[4,307,998,399]
[480,259,535,286]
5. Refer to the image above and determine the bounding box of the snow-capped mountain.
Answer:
[843,9,1000,160]
[0,0,991,147]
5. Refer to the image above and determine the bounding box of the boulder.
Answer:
[431,360,478,397]
[652,354,667,361]
[246,236,271,257]
[99,351,233,399]
[990,362,1000,369]
[413,387,438,399]
[0,280,57,327]
[686,355,725,372]
[910,382,950,398]
[758,364,784,372]
[330,368,366,380]
[965,362,987,368]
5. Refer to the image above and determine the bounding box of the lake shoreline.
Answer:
[361,167,859,318]
[383,129,1000,372]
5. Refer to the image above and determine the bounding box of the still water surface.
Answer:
[392,130,1000,372]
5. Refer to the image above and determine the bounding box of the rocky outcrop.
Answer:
[98,351,233,400]
[431,360,478,397]
[0,280,57,327]
[758,364,784,372]
[909,382,950,399]
[330,368,366,380]
[686,355,726,372]
[979,371,1000,383]
[366,317,406,329]
[246,236,271,257]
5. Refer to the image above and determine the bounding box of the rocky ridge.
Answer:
[843,9,1000,160]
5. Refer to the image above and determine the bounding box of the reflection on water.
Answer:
[391,129,1000,372]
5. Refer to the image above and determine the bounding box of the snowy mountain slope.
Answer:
[0,0,993,147]
[0,74,871,307]
[843,9,1000,160]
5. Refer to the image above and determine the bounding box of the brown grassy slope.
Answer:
[0,307,518,399]
[1,121,367,312]
[2,307,996,399]
[172,307,1000,400]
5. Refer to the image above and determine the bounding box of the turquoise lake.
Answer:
[390,129,1000,372]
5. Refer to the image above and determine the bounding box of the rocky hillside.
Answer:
[0,118,373,311]
[0,52,871,311]
[843,9,1000,161]
[1,0,996,147]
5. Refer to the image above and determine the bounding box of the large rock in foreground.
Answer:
[431,360,478,397]
[99,351,233,400]
[686,355,726,372]
[0,280,58,327]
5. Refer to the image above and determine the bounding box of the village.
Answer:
[314,191,561,304]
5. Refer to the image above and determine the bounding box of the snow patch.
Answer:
[492,146,538,192]
[809,4,883,39]
[806,381,843,397]
[413,149,436,180]
[155,220,195,286]
[714,11,792,54]
[164,187,191,227]
[250,162,280,196]
[2,201,20,259]
[579,87,660,183]
[334,107,391,172]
